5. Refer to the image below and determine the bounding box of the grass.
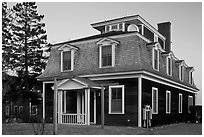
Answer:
[2,122,202,135]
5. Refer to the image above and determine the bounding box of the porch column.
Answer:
[85,88,90,125]
[138,76,142,127]
[77,92,82,123]
[64,91,66,113]
[58,90,62,124]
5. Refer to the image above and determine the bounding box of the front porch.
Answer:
[55,78,100,125]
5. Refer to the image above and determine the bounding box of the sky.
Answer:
[8,2,202,105]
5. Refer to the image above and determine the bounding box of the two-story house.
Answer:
[37,15,199,127]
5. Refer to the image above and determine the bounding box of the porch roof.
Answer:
[52,77,102,90]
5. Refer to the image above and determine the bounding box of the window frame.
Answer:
[188,95,193,113]
[166,90,171,114]
[109,85,125,114]
[14,105,18,115]
[99,44,115,68]
[61,50,74,72]
[152,87,158,114]
[152,48,160,71]
[189,70,193,85]
[179,93,183,113]
[105,23,124,33]
[179,64,184,81]
[166,56,172,76]
[31,105,38,115]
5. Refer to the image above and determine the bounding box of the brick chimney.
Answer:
[157,22,171,52]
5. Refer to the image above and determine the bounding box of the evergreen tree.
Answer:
[8,2,48,100]
[2,2,13,72]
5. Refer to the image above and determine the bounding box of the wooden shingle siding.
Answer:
[142,78,195,126]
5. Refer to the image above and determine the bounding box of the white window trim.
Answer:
[99,44,115,68]
[61,50,74,72]
[152,87,158,114]
[109,85,125,114]
[189,70,193,85]
[166,90,171,114]
[32,105,38,115]
[179,64,184,81]
[179,93,183,113]
[188,95,193,113]
[166,56,172,76]
[152,48,160,71]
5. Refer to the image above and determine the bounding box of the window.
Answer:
[31,105,38,115]
[109,85,125,114]
[188,96,193,113]
[14,106,18,115]
[19,106,23,114]
[5,106,9,115]
[166,91,171,114]
[105,23,123,32]
[152,48,159,71]
[61,50,74,71]
[189,71,193,85]
[166,56,172,76]
[152,87,158,114]
[99,45,115,68]
[179,64,184,81]
[179,93,183,113]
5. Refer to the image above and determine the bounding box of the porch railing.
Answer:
[61,113,85,125]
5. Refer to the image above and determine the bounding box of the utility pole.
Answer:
[53,77,58,135]
[101,86,104,129]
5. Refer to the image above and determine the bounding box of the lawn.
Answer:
[2,122,202,135]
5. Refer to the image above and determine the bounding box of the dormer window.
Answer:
[166,56,172,76]
[179,64,184,81]
[189,70,193,85]
[97,38,119,68]
[152,48,159,71]
[62,50,72,71]
[58,44,79,72]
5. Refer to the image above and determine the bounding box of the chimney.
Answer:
[157,22,171,52]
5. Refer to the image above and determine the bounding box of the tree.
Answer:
[2,2,13,72]
[10,2,48,97]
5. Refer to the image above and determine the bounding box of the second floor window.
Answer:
[63,51,71,71]
[152,48,159,71]
[61,50,74,72]
[189,71,193,85]
[102,45,112,67]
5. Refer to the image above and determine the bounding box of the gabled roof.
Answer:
[58,43,79,51]
[96,37,120,45]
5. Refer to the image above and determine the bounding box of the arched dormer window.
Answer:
[58,44,79,72]
[179,63,184,82]
[189,68,194,85]
[96,38,119,68]
[147,42,164,72]
[166,55,172,76]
